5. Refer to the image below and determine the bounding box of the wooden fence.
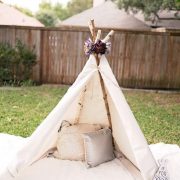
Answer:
[0,25,179,89]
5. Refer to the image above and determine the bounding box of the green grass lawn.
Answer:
[0,86,179,145]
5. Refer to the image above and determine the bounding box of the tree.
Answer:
[35,1,58,27]
[66,0,93,17]
[39,1,52,10]
[36,10,57,27]
[35,0,93,26]
[14,5,33,17]
[117,0,180,20]
[53,3,69,20]
[35,1,70,26]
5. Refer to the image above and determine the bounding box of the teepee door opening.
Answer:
[75,20,112,128]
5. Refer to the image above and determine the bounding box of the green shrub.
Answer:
[0,43,16,83]
[16,40,37,80]
[20,79,35,87]
[0,40,37,86]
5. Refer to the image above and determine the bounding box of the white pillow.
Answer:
[56,122,102,161]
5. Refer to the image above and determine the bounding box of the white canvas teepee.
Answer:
[0,21,160,180]
[2,55,158,180]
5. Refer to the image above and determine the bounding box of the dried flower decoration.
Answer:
[84,38,111,56]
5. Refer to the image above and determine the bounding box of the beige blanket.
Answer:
[0,134,179,180]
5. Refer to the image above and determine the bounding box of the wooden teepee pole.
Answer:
[88,19,113,128]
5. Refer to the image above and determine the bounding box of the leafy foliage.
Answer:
[53,3,70,21]
[16,40,37,80]
[35,1,58,27]
[0,43,17,83]
[66,0,93,17]
[35,0,93,27]
[14,5,34,17]
[36,10,58,27]
[0,40,37,86]
[117,0,180,20]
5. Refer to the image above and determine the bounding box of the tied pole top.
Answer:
[84,19,114,60]
[88,19,114,43]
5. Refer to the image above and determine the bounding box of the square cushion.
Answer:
[83,128,115,168]
[56,122,102,161]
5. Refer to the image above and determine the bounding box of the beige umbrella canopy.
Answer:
[62,1,150,30]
